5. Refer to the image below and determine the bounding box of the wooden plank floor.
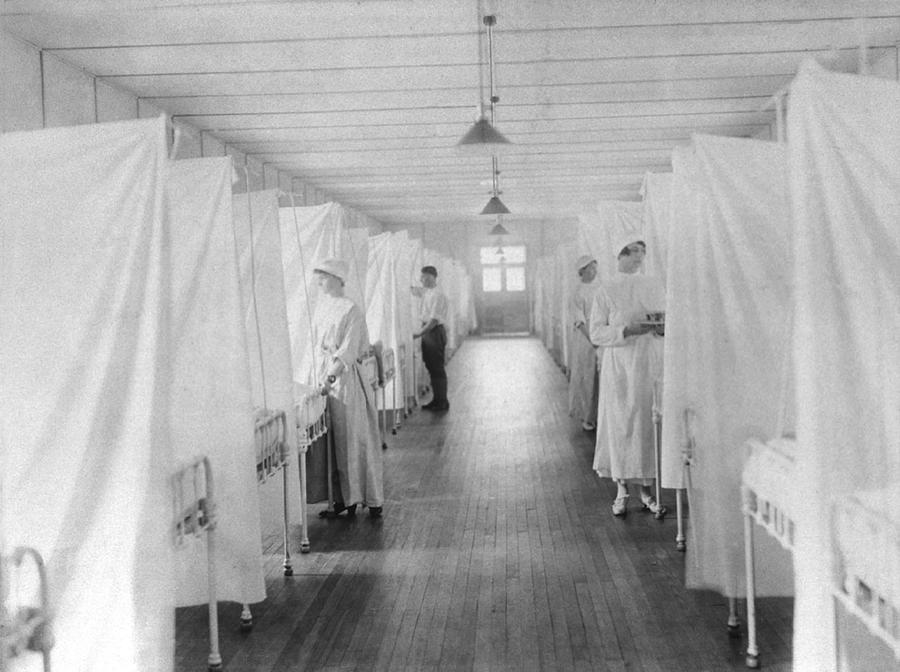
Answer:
[175,336,793,672]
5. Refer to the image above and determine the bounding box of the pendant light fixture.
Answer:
[480,157,510,214]
[490,217,508,255]
[457,14,511,155]
[489,220,509,237]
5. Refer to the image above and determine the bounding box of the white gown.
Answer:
[589,272,665,481]
[568,281,599,425]
[311,295,384,508]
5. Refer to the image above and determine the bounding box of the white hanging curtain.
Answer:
[1,117,173,671]
[167,158,265,609]
[789,60,900,671]
[404,237,427,393]
[661,135,794,597]
[365,231,404,409]
[533,256,553,349]
[279,202,364,384]
[231,188,300,524]
[640,172,674,287]
[554,242,577,370]
[659,146,703,491]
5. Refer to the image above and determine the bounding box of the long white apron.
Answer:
[568,281,599,425]
[590,272,665,481]
[312,296,384,507]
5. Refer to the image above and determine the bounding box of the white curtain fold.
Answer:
[1,117,173,672]
[166,158,265,608]
[231,189,301,525]
[789,60,900,671]
[640,172,674,286]
[279,202,366,385]
[365,231,404,409]
[660,135,794,598]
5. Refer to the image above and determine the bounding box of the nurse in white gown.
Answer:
[311,258,384,518]
[568,254,600,431]
[589,240,664,517]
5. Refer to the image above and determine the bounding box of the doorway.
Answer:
[478,244,529,334]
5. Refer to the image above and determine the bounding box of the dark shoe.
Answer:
[421,401,436,410]
[368,506,383,518]
[318,502,357,519]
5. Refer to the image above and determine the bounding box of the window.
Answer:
[481,245,527,292]
[505,266,526,291]
[482,267,502,292]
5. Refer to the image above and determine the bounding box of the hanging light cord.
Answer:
[485,15,501,199]
[485,14,498,125]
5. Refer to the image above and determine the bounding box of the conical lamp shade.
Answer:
[457,117,512,154]
[480,195,511,215]
[489,222,509,236]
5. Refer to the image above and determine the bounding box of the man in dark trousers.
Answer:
[413,265,450,411]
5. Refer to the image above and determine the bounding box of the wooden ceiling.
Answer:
[3,0,900,227]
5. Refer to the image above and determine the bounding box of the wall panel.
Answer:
[96,79,137,122]
[42,52,94,127]
[0,32,42,131]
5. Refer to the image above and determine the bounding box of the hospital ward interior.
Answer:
[3,2,900,671]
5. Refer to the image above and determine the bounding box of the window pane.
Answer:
[480,245,526,265]
[505,266,526,291]
[502,246,526,264]
[482,267,502,292]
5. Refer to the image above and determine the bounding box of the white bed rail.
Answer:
[294,385,328,553]
[173,456,221,671]
[379,347,395,450]
[394,343,407,432]
[833,487,900,663]
[740,436,798,669]
[1,546,53,672]
[254,408,288,485]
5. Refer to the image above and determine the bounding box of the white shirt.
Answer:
[420,285,449,325]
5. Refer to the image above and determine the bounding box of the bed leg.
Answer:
[728,596,741,636]
[325,407,334,513]
[675,489,686,551]
[743,494,759,668]
[652,405,667,520]
[380,389,388,450]
[281,462,293,575]
[299,447,310,553]
[206,528,222,671]
[240,603,253,632]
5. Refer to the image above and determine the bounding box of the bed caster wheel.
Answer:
[676,539,686,552]
[240,605,253,633]
[300,541,310,554]
[208,661,223,672]
[283,566,294,577]
[728,623,742,638]
[391,428,397,435]
[654,506,667,520]
[382,442,388,450]
[745,653,759,668]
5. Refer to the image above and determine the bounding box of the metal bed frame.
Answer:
[379,348,396,450]
[173,456,221,671]
[1,546,53,671]
[294,385,328,551]
[740,436,797,669]
[394,343,407,433]
[247,408,290,630]
[832,486,900,667]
